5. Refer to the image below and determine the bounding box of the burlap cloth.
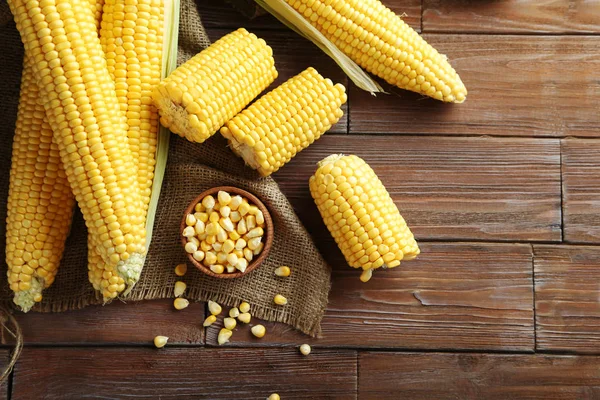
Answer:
[0,0,331,336]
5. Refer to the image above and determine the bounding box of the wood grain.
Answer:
[206,242,535,351]
[0,351,10,400]
[11,348,357,399]
[562,139,600,243]
[423,0,600,33]
[349,35,600,137]
[273,135,561,242]
[14,299,204,345]
[200,0,422,32]
[207,29,348,134]
[359,352,600,399]
[535,245,600,353]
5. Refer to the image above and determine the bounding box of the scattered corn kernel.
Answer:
[153,336,169,348]
[208,300,222,315]
[239,301,250,313]
[267,395,280,400]
[210,264,225,274]
[174,298,189,310]
[229,307,240,318]
[360,269,373,283]
[224,317,237,330]
[274,294,287,305]
[251,324,266,338]
[174,281,186,297]
[218,328,233,345]
[299,344,311,356]
[203,315,217,327]
[238,312,251,324]
[275,266,291,277]
[175,264,187,276]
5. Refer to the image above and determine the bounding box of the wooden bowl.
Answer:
[180,186,273,279]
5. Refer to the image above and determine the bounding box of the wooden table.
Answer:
[4,1,600,398]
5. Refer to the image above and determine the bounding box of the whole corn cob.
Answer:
[220,67,347,177]
[285,0,467,103]
[7,0,147,293]
[5,59,76,312]
[152,28,278,143]
[309,154,419,281]
[88,0,164,298]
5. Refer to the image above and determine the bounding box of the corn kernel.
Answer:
[247,237,262,251]
[246,215,256,229]
[218,328,233,345]
[186,214,197,226]
[185,242,198,254]
[220,206,231,218]
[182,226,195,238]
[235,238,247,250]
[251,324,266,338]
[246,227,264,239]
[255,210,265,225]
[244,248,254,262]
[174,298,189,310]
[224,317,237,330]
[274,294,287,306]
[228,231,241,241]
[360,268,373,282]
[275,266,291,277]
[174,281,186,297]
[268,394,280,400]
[238,312,251,324]
[218,191,231,206]
[212,242,223,252]
[153,336,169,348]
[174,263,187,276]
[239,202,250,216]
[253,242,264,255]
[235,258,248,273]
[202,195,215,210]
[299,344,311,356]
[230,195,243,210]
[193,250,205,262]
[208,300,222,315]
[239,301,250,313]
[203,315,217,327]
[230,211,241,222]
[210,264,225,274]
[227,253,239,266]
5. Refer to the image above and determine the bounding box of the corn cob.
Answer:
[152,28,278,143]
[285,0,467,103]
[7,0,147,294]
[87,0,163,298]
[220,67,347,177]
[5,59,76,312]
[309,154,419,281]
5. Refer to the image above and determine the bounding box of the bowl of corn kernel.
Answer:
[180,186,273,278]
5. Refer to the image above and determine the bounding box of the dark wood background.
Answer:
[4,0,600,398]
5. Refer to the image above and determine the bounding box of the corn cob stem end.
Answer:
[13,277,44,313]
[220,127,268,176]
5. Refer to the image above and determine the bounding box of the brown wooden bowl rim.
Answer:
[180,186,273,279]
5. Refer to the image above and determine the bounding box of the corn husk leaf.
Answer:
[254,0,384,95]
[145,0,180,248]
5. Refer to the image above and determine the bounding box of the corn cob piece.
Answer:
[309,154,419,281]
[285,0,467,103]
[152,28,278,143]
[5,59,76,312]
[7,0,147,295]
[220,67,347,177]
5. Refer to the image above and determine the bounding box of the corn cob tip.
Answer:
[12,277,44,313]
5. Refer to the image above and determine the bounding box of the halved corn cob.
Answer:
[7,0,147,294]
[5,59,76,312]
[309,154,419,281]
[285,0,467,103]
[152,28,278,143]
[220,67,347,177]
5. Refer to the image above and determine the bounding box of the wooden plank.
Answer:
[272,135,561,242]
[359,352,600,400]
[349,35,600,137]
[534,245,600,353]
[200,0,422,32]
[207,29,348,134]
[423,0,600,33]
[206,242,535,351]
[11,348,357,399]
[562,139,600,243]
[14,299,204,345]
[0,351,11,400]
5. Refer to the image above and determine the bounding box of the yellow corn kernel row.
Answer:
[152,28,278,143]
[309,154,419,281]
[7,0,147,294]
[5,59,76,312]
[286,0,467,103]
[220,67,347,177]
